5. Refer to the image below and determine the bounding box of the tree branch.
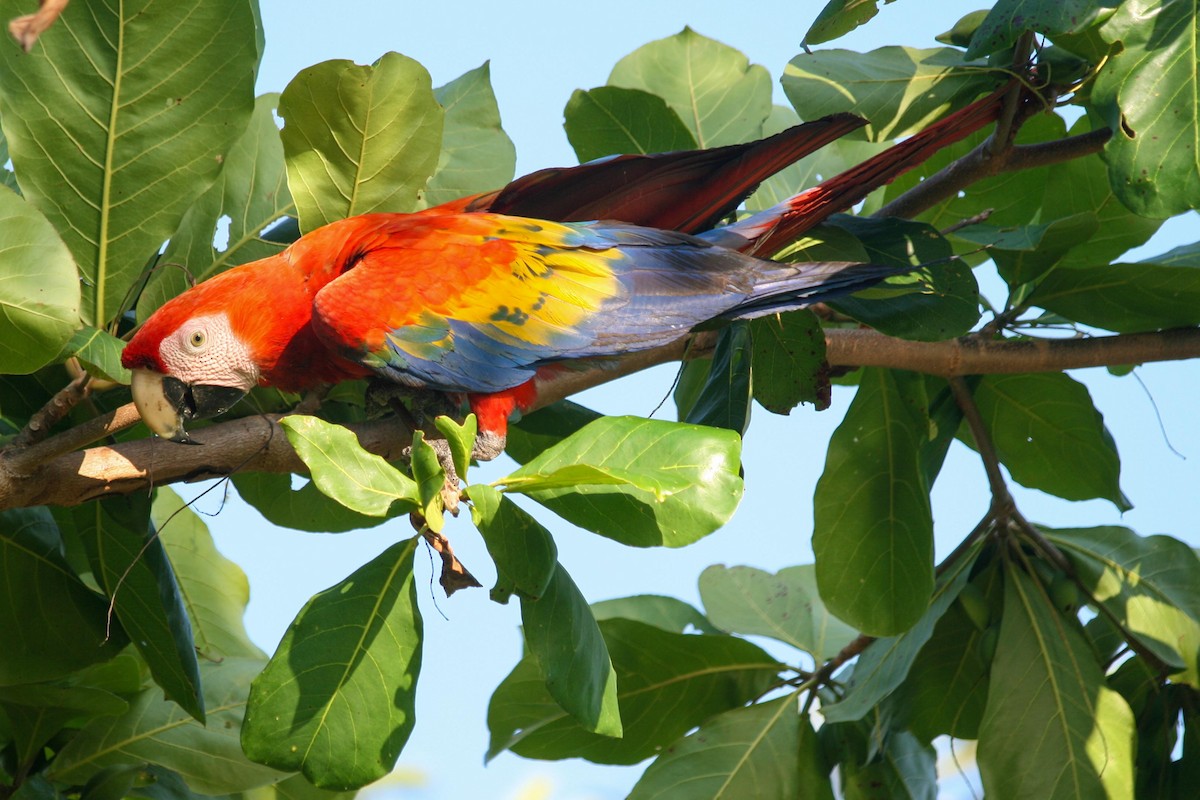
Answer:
[2,326,1199,510]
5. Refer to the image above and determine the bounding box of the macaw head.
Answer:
[122,264,281,443]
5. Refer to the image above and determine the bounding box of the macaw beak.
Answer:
[130,368,247,444]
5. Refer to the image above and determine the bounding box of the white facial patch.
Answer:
[157,312,259,389]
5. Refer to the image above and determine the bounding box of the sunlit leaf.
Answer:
[564,86,697,161]
[232,472,390,533]
[804,0,896,46]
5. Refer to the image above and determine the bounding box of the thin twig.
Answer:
[8,371,91,450]
[948,377,1011,508]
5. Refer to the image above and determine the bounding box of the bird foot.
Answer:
[472,429,506,462]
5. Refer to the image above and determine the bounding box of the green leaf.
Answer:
[76,496,203,722]
[783,47,998,141]
[434,413,476,484]
[1044,526,1200,685]
[629,694,833,800]
[0,685,128,772]
[965,373,1129,509]
[468,484,557,602]
[825,216,980,340]
[813,369,934,635]
[822,545,979,723]
[0,0,258,325]
[60,327,130,385]
[521,564,621,737]
[750,309,830,414]
[506,400,603,465]
[1094,0,1200,217]
[969,212,1101,286]
[487,618,780,764]
[0,508,125,685]
[682,323,753,434]
[591,595,720,635]
[153,488,263,660]
[564,86,697,162]
[279,52,444,231]
[608,28,772,147]
[699,564,857,661]
[836,726,937,800]
[49,658,284,795]
[242,539,422,790]
[804,0,895,46]
[139,93,295,320]
[1028,260,1200,333]
[0,186,79,374]
[977,562,1135,798]
[408,430,446,532]
[966,0,1110,59]
[232,472,390,533]
[422,62,515,208]
[937,10,992,47]
[504,416,743,547]
[280,415,419,517]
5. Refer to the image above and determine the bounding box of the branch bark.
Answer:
[3,326,1200,511]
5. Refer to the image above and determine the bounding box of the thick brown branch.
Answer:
[2,326,1199,510]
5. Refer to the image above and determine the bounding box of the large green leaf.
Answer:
[782,47,997,141]
[75,496,203,722]
[153,488,263,661]
[825,216,980,340]
[973,212,1101,287]
[1028,260,1200,333]
[977,563,1135,798]
[813,368,934,635]
[504,416,744,548]
[699,564,857,661]
[966,0,1110,58]
[681,323,753,434]
[0,0,258,325]
[487,618,780,764]
[0,508,125,685]
[607,28,772,147]
[804,0,897,46]
[242,538,422,790]
[278,52,444,231]
[629,694,833,800]
[965,373,1129,509]
[468,484,557,602]
[521,564,621,737]
[138,93,294,320]
[505,400,603,465]
[0,186,79,373]
[564,86,697,162]
[232,472,390,533]
[821,545,979,723]
[60,326,130,385]
[591,595,720,635]
[280,415,419,517]
[422,62,515,208]
[49,658,284,795]
[1094,0,1200,217]
[0,684,128,773]
[1044,526,1200,686]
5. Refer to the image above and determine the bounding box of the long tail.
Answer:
[705,83,1021,255]
[467,113,868,232]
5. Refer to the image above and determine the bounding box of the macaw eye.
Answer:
[187,329,207,350]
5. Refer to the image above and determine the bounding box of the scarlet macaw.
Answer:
[122,88,1010,458]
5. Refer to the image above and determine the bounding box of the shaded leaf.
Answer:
[423,62,515,208]
[629,694,832,800]
[76,496,202,722]
[0,185,79,374]
[965,373,1129,509]
[280,415,419,517]
[977,562,1135,798]
[1044,526,1200,685]
[521,564,621,737]
[506,416,743,547]
[139,93,295,320]
[232,472,390,533]
[506,400,603,465]
[279,52,444,231]
[750,309,830,413]
[49,658,283,794]
[591,594,720,635]
[608,28,772,147]
[487,618,780,764]
[0,0,258,325]
[699,564,856,661]
[468,484,557,602]
[967,0,1110,58]
[564,86,697,162]
[242,539,422,790]
[60,327,130,385]
[0,508,125,685]
[682,323,753,434]
[814,369,934,635]
[1029,260,1200,333]
[804,0,896,46]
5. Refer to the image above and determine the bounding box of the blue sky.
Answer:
[183,3,1200,798]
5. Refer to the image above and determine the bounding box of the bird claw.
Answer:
[472,429,506,462]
